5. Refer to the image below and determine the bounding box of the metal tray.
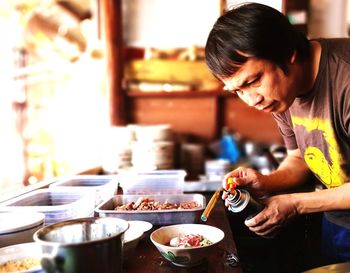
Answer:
[95,194,206,225]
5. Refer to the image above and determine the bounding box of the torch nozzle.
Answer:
[225,177,237,192]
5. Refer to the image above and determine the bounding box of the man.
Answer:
[205,2,350,264]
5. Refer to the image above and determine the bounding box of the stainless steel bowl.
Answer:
[33,217,129,273]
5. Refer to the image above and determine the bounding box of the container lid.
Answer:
[0,212,45,234]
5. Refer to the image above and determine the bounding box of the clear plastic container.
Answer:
[49,175,118,205]
[119,170,186,195]
[0,188,95,226]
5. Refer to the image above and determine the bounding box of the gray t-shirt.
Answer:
[273,38,350,228]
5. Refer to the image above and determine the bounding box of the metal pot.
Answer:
[33,217,129,273]
[302,262,350,273]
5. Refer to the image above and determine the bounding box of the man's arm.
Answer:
[263,148,313,192]
[291,183,350,214]
[223,148,313,199]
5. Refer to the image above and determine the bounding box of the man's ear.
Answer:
[290,50,297,64]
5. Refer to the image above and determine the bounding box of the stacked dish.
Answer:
[0,212,45,248]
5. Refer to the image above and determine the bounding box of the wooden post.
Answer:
[99,0,126,125]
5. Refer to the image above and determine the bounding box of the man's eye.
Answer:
[224,86,238,94]
[228,89,243,96]
[225,88,240,95]
[247,77,260,86]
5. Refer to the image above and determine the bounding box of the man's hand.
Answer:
[222,166,268,199]
[244,194,299,238]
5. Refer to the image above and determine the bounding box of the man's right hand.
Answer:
[222,166,269,201]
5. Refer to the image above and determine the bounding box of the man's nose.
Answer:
[243,92,263,107]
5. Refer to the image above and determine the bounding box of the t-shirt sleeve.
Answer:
[272,111,298,150]
[341,82,350,137]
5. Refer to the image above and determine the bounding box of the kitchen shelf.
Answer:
[127,89,234,98]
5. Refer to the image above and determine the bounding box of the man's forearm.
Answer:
[263,154,313,192]
[291,183,350,214]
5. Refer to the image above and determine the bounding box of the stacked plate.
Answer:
[101,126,133,173]
[0,212,45,247]
[129,124,175,171]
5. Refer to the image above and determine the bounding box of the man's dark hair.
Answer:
[205,3,310,79]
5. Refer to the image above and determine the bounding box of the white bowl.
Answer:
[150,224,224,267]
[0,242,42,273]
[123,228,143,258]
[128,220,153,239]
[0,212,45,248]
[123,220,153,258]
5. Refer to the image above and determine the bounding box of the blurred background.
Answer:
[0,0,349,197]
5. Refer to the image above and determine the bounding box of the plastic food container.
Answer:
[49,175,118,206]
[0,188,95,226]
[95,194,206,225]
[0,212,45,247]
[119,170,186,195]
[205,159,230,181]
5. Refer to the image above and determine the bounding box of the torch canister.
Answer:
[226,189,265,221]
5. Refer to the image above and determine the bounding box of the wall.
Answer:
[122,0,221,48]
[309,0,348,38]
[123,0,349,146]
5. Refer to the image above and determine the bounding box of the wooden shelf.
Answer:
[127,89,235,98]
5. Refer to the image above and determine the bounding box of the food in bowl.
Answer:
[0,242,42,273]
[169,234,212,248]
[151,224,224,267]
[0,258,40,272]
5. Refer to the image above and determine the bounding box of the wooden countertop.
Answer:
[123,193,243,273]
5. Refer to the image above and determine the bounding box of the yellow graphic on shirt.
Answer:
[292,117,346,188]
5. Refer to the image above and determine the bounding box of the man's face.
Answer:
[222,57,298,114]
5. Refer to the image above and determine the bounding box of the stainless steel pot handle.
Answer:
[41,251,65,273]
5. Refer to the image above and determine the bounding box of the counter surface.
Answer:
[123,193,243,273]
